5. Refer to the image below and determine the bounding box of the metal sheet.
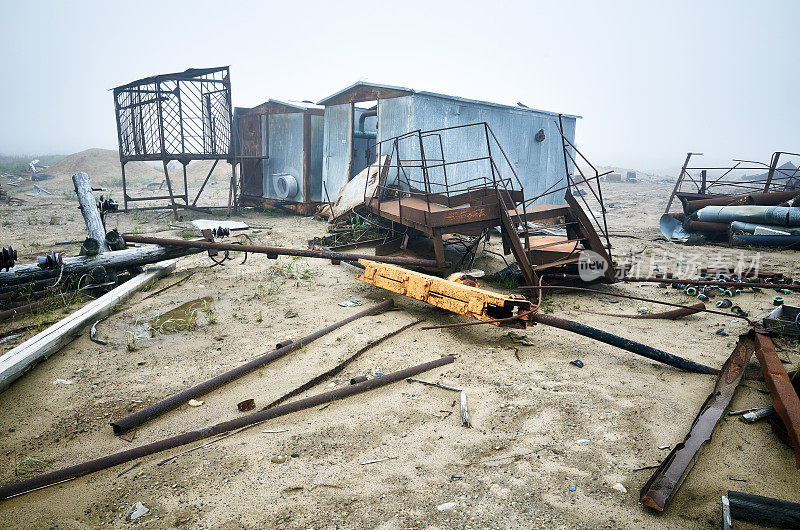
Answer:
[309,114,325,201]
[264,112,304,201]
[321,103,353,202]
[379,94,574,205]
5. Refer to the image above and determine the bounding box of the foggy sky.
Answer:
[1,0,797,175]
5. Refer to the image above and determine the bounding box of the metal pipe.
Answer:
[358,109,377,134]
[121,234,445,268]
[522,284,751,323]
[354,130,377,140]
[620,277,800,291]
[682,220,729,233]
[110,299,394,434]
[730,221,800,236]
[731,234,800,249]
[580,302,706,319]
[0,299,52,323]
[0,355,454,501]
[527,312,718,374]
[696,205,800,226]
[263,319,420,409]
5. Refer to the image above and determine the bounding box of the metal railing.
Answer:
[362,122,530,250]
[664,151,800,214]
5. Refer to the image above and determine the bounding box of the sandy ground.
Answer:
[0,174,798,529]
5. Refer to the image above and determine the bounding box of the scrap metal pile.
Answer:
[1,163,798,525]
[661,151,800,247]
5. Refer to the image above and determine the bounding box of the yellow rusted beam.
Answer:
[356,260,531,328]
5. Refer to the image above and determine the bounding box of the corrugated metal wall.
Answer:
[309,114,324,201]
[379,94,576,205]
[263,112,304,201]
[321,103,352,203]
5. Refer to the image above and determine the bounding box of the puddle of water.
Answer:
[151,296,213,333]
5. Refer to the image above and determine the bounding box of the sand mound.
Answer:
[182,160,233,184]
[45,148,162,189]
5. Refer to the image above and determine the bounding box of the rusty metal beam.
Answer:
[640,334,753,511]
[753,330,800,468]
[356,259,532,328]
[121,234,445,269]
[0,355,454,501]
[362,262,716,373]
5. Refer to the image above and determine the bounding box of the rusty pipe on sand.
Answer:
[110,299,394,435]
[122,234,445,268]
[0,355,454,501]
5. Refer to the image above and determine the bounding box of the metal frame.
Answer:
[112,67,235,218]
[664,151,800,214]
[359,122,613,282]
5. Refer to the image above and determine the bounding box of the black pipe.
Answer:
[0,355,454,501]
[529,313,718,374]
[727,491,800,528]
[110,299,394,434]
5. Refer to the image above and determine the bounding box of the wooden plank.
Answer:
[0,261,176,393]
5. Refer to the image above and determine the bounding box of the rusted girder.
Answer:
[0,355,454,501]
[357,259,532,328]
[122,234,445,268]
[362,262,717,373]
[640,334,753,511]
[753,330,800,468]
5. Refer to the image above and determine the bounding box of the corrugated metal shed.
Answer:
[318,82,579,205]
[235,99,324,212]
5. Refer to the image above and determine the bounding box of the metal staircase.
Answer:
[362,121,615,284]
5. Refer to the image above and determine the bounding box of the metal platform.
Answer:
[360,122,615,284]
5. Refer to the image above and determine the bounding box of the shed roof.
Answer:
[316,81,580,119]
[242,99,324,115]
[112,66,230,92]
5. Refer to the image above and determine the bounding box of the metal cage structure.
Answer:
[112,66,236,218]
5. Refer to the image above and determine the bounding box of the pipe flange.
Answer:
[37,251,63,270]
[0,245,17,271]
[212,227,230,238]
[273,173,299,200]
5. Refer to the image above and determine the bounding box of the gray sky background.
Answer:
[1,0,797,175]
